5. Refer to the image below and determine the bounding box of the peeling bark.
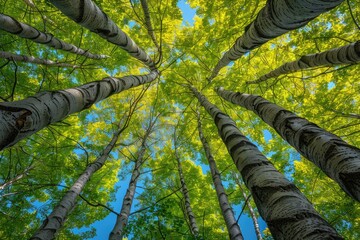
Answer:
[49,0,156,70]
[109,118,157,240]
[247,41,360,84]
[0,14,108,60]
[209,0,344,80]
[191,86,342,239]
[196,111,243,240]
[216,87,360,202]
[0,51,78,68]
[0,71,159,150]
[31,125,124,240]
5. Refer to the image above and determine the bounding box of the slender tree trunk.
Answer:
[49,0,156,70]
[247,41,360,84]
[0,14,107,60]
[196,110,243,240]
[234,174,263,240]
[31,124,125,240]
[0,70,158,150]
[216,87,360,202]
[0,165,34,190]
[0,51,79,68]
[209,0,344,80]
[190,86,342,239]
[140,0,160,50]
[109,117,157,240]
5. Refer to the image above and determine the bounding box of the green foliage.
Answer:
[0,0,359,239]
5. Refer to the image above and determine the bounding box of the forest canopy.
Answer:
[0,0,359,239]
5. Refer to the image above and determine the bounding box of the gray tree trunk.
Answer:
[0,71,158,150]
[234,174,263,240]
[247,41,360,84]
[31,123,125,240]
[0,14,107,60]
[109,117,157,240]
[0,51,78,68]
[209,0,344,80]
[196,110,243,240]
[49,0,156,70]
[216,87,360,202]
[140,0,160,50]
[190,86,342,239]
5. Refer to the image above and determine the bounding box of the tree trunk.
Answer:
[196,110,243,240]
[140,0,160,50]
[109,117,157,240]
[190,86,342,239]
[209,0,344,80]
[247,41,360,84]
[31,124,125,240]
[49,0,156,70]
[234,174,263,240]
[0,51,79,68]
[0,14,107,60]
[216,87,360,202]
[0,71,158,150]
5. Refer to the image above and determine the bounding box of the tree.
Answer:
[1,0,359,239]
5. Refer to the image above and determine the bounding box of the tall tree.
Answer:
[196,109,243,240]
[0,14,107,60]
[246,41,360,85]
[0,70,158,150]
[190,85,341,239]
[209,0,344,80]
[48,0,156,70]
[216,87,360,202]
[109,113,158,240]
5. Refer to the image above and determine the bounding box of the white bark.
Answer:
[190,86,342,239]
[49,0,156,70]
[216,87,360,202]
[196,111,243,240]
[0,165,34,190]
[0,14,108,60]
[247,41,360,84]
[0,51,78,68]
[109,118,156,240]
[31,125,123,240]
[234,174,263,240]
[209,0,344,80]
[0,71,159,150]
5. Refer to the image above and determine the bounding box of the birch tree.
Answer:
[246,41,360,85]
[196,110,243,240]
[216,87,360,202]
[109,114,158,240]
[190,85,341,239]
[48,0,156,70]
[0,14,107,60]
[0,51,79,68]
[209,0,344,80]
[0,70,158,150]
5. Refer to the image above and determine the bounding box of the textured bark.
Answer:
[209,0,344,80]
[0,51,78,68]
[0,71,158,150]
[174,143,200,238]
[247,41,360,84]
[0,14,107,60]
[216,87,360,202]
[49,0,156,70]
[140,0,160,50]
[31,125,123,240]
[234,174,263,240]
[190,86,342,239]
[109,119,156,240]
[196,111,243,240]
